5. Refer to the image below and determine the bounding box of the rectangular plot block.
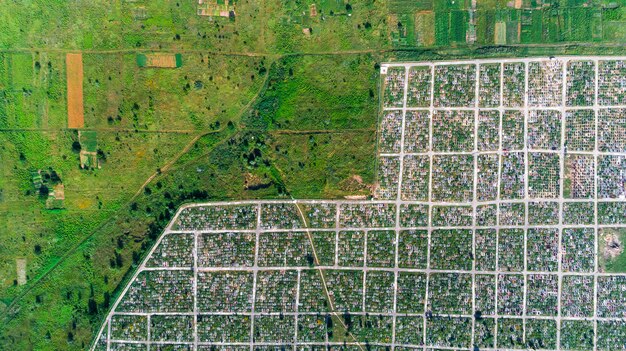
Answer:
[433,64,476,107]
[528,201,559,225]
[565,154,595,199]
[379,111,403,153]
[118,270,194,313]
[110,314,148,341]
[366,230,395,268]
[477,153,499,201]
[406,66,432,107]
[396,272,426,314]
[527,109,561,150]
[431,205,473,227]
[528,152,560,199]
[401,155,429,201]
[403,110,430,153]
[337,230,364,267]
[146,233,194,268]
[174,204,257,231]
[255,270,298,312]
[563,201,595,225]
[383,67,406,108]
[150,315,194,342]
[296,314,327,342]
[364,270,395,313]
[561,319,594,351]
[598,108,626,153]
[254,315,295,343]
[431,110,475,152]
[198,232,255,268]
[562,227,595,273]
[502,110,525,150]
[429,229,473,270]
[528,60,563,107]
[197,271,253,312]
[325,270,364,312]
[526,274,559,316]
[477,110,500,151]
[427,273,472,315]
[399,204,428,228]
[497,274,524,316]
[597,275,626,318]
[398,230,428,269]
[565,109,595,152]
[500,152,525,199]
[432,154,474,202]
[376,156,400,200]
[261,203,304,230]
[395,316,424,345]
[502,62,525,107]
[561,275,594,318]
[197,314,251,343]
[598,60,626,105]
[301,203,337,229]
[566,60,595,107]
[426,316,472,349]
[475,229,497,271]
[478,63,501,107]
[258,231,309,267]
[475,274,496,316]
[339,203,396,228]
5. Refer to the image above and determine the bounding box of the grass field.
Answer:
[243,55,379,131]
[1,0,626,350]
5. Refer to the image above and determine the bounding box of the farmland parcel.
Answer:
[92,57,626,351]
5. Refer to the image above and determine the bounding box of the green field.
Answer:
[1,0,626,350]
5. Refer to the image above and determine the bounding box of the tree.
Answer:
[39,185,49,198]
[103,291,111,309]
[87,298,98,315]
[474,310,482,320]
[115,251,123,268]
[72,141,81,153]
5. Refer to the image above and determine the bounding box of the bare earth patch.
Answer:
[16,258,26,286]
[604,233,623,260]
[66,53,84,128]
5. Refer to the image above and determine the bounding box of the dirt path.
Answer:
[270,128,376,135]
[293,201,365,350]
[131,131,211,201]
[3,42,626,57]
[0,127,198,133]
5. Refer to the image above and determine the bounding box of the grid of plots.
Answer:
[376,57,626,351]
[93,200,626,351]
[378,58,626,203]
[92,57,626,351]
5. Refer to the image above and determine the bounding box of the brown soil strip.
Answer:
[66,53,84,129]
[145,54,177,68]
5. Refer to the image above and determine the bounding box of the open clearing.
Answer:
[15,259,26,286]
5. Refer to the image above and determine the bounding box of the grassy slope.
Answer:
[0,50,384,349]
